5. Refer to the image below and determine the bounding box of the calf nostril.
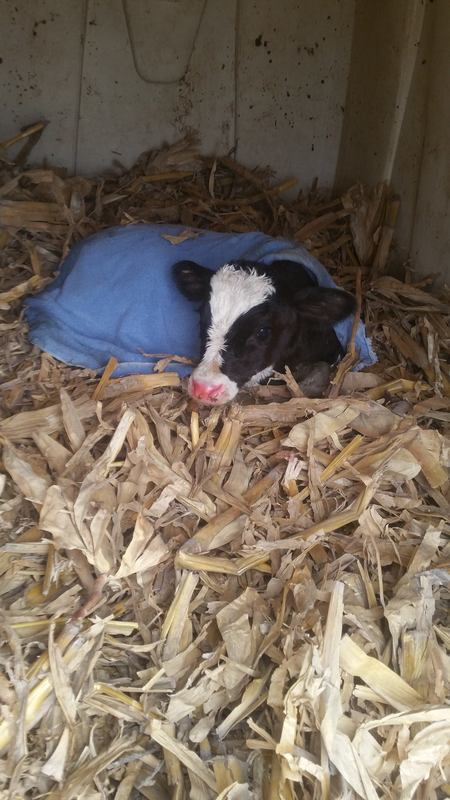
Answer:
[191,380,208,400]
[190,379,202,398]
[207,384,223,400]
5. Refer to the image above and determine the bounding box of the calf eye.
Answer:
[256,325,271,341]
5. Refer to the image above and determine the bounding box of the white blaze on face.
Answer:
[190,265,275,403]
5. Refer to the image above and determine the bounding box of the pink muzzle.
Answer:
[189,378,224,403]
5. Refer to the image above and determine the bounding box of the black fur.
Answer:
[173,259,356,388]
[173,261,212,301]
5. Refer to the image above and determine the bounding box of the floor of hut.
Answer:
[0,129,449,800]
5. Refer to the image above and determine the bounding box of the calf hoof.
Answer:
[294,362,331,398]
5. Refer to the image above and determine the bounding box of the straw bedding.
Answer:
[0,124,449,800]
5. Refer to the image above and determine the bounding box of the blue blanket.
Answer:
[25,224,376,377]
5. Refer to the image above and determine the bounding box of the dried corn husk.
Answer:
[0,128,449,800]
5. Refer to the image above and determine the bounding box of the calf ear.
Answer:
[295,287,356,322]
[173,261,213,301]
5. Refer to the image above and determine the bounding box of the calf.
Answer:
[174,258,356,405]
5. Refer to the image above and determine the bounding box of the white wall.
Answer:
[1,0,449,282]
[336,0,450,285]
[409,0,450,285]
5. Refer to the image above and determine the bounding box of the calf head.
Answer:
[174,259,356,405]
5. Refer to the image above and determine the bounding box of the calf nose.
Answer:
[190,379,224,402]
